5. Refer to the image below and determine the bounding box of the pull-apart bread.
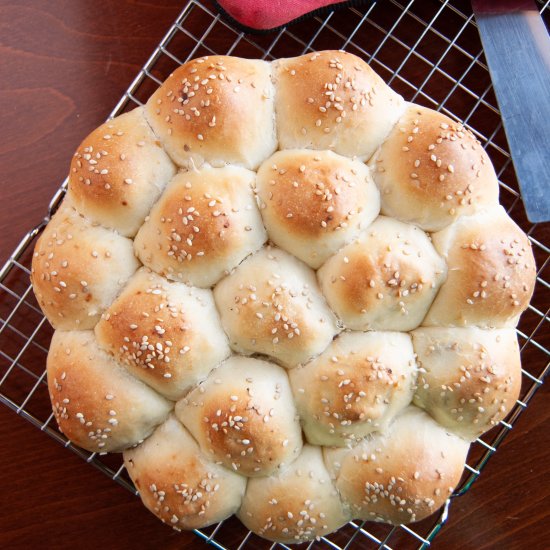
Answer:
[32,50,535,543]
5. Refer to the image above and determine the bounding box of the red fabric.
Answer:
[217,0,345,30]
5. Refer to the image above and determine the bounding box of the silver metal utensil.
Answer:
[472,0,550,222]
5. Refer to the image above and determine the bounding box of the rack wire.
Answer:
[1,0,549,548]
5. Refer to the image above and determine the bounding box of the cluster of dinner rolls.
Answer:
[33,50,536,543]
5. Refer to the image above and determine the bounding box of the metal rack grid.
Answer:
[1,0,549,548]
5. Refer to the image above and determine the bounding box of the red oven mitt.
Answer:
[214,0,373,32]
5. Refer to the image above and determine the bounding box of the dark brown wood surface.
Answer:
[0,1,548,549]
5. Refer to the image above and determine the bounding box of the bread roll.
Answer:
[47,331,171,452]
[324,407,469,525]
[289,331,417,447]
[255,149,380,268]
[370,104,499,231]
[274,50,405,160]
[423,206,536,327]
[412,327,521,440]
[145,55,277,169]
[67,107,176,237]
[213,247,338,367]
[31,203,139,330]
[134,165,266,288]
[95,268,230,401]
[238,445,349,543]
[318,216,447,331]
[124,415,246,530]
[175,356,302,477]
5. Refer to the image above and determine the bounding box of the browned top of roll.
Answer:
[325,407,470,525]
[95,268,230,400]
[176,356,302,477]
[123,415,246,530]
[47,330,171,453]
[145,55,276,169]
[134,165,266,288]
[371,104,499,231]
[424,207,536,327]
[237,445,349,543]
[274,50,404,159]
[256,149,378,237]
[31,202,139,330]
[68,107,175,236]
[412,327,522,439]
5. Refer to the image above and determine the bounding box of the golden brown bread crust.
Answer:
[257,150,373,239]
[33,50,539,542]
[176,356,302,477]
[289,331,417,446]
[68,107,176,237]
[47,331,172,452]
[124,415,246,530]
[318,216,447,331]
[412,327,522,440]
[370,104,499,231]
[213,247,338,367]
[95,268,230,401]
[238,445,350,543]
[145,55,277,169]
[274,50,405,159]
[134,165,266,288]
[424,207,536,327]
[324,407,469,524]
[255,149,380,268]
[31,203,139,330]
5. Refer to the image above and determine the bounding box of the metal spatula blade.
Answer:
[472,0,550,223]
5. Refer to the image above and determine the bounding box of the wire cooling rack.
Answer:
[1,0,549,548]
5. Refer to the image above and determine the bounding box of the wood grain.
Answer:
[0,1,548,549]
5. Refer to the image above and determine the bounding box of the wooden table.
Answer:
[1,1,548,548]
